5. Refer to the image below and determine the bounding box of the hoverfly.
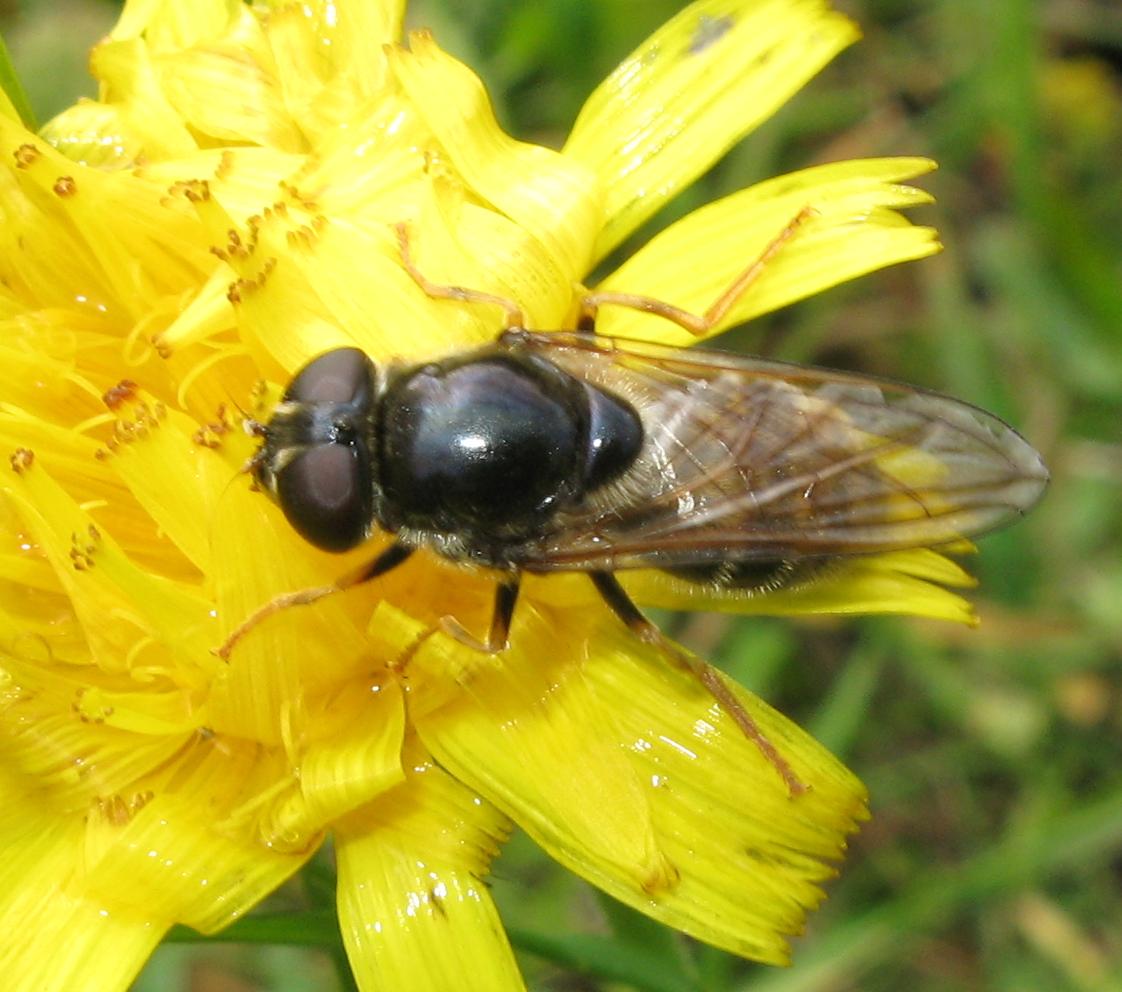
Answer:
[218,217,1049,793]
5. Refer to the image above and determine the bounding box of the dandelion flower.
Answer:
[0,1,983,989]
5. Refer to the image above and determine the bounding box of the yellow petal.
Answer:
[295,675,408,829]
[111,0,237,50]
[97,393,243,576]
[594,157,940,345]
[300,0,405,93]
[335,753,524,992]
[0,347,84,440]
[572,617,865,963]
[1,451,218,676]
[565,0,859,258]
[389,186,580,338]
[0,806,164,992]
[0,660,196,806]
[406,601,866,964]
[78,740,315,930]
[522,550,975,626]
[1,121,213,315]
[84,38,199,159]
[0,136,115,310]
[0,732,311,983]
[39,100,150,170]
[151,11,308,151]
[404,611,677,894]
[208,475,379,744]
[0,86,19,125]
[206,172,490,371]
[389,31,601,286]
[605,550,976,625]
[155,269,240,356]
[3,889,163,992]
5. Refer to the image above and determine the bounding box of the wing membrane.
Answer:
[509,332,1048,571]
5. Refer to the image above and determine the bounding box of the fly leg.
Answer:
[214,541,414,660]
[589,571,808,797]
[577,206,816,335]
[437,577,521,654]
[395,223,528,332]
[385,578,521,695]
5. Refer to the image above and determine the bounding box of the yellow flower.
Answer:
[0,1,979,989]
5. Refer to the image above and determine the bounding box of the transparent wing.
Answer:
[508,331,1049,572]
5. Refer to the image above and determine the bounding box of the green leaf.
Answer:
[0,31,36,130]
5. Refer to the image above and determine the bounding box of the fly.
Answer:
[217,215,1049,794]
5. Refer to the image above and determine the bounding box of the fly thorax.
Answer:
[376,350,640,543]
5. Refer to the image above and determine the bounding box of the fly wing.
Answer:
[508,331,1049,572]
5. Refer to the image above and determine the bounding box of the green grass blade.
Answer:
[165,910,343,948]
[508,925,697,992]
[0,31,36,129]
[744,784,1122,992]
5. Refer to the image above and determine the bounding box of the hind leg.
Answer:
[589,570,808,796]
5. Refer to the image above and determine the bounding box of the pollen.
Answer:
[13,143,39,168]
[9,448,34,473]
[102,380,140,411]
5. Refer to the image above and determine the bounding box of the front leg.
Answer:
[215,541,414,660]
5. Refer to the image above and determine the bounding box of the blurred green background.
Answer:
[2,0,1119,990]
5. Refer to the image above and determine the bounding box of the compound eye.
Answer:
[275,442,372,552]
[284,348,374,407]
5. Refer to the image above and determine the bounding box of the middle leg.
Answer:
[578,206,817,336]
[438,576,522,654]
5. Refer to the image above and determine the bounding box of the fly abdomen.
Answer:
[666,558,826,594]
